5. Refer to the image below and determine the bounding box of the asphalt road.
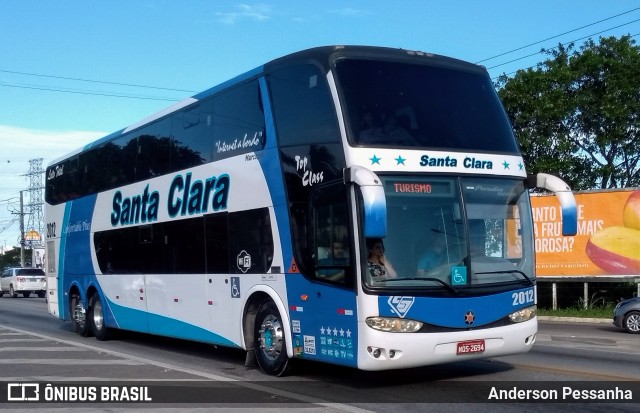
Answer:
[0,297,638,412]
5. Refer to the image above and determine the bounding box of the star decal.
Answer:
[395,155,406,165]
[464,311,476,325]
[370,154,381,165]
[518,162,524,171]
[502,161,510,169]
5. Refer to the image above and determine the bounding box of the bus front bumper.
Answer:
[356,318,537,371]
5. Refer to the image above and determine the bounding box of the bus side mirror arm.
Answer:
[345,166,387,238]
[528,173,577,236]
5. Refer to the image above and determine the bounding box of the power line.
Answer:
[0,82,180,102]
[491,31,640,80]
[0,68,197,94]
[477,7,640,63]
[488,20,640,70]
[1,10,638,102]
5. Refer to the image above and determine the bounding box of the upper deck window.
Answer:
[335,59,519,154]
[268,64,341,147]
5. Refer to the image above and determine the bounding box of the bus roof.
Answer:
[48,45,488,167]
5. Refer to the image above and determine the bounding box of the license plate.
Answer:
[456,339,485,355]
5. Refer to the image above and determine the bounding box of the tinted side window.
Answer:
[109,134,138,188]
[268,64,341,146]
[94,209,274,275]
[172,101,215,164]
[205,213,230,273]
[228,208,273,274]
[136,119,174,181]
[95,218,207,275]
[313,185,352,286]
[212,81,266,160]
[46,81,265,206]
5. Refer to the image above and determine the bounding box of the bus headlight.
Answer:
[509,305,537,323]
[365,317,423,332]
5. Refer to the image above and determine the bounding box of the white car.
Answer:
[1,267,46,298]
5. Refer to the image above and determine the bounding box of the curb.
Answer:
[538,316,611,324]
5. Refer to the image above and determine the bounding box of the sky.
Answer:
[0,1,639,249]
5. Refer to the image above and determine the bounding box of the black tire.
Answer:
[254,299,291,376]
[623,311,640,334]
[37,291,46,298]
[89,294,112,341]
[22,292,30,298]
[71,295,91,337]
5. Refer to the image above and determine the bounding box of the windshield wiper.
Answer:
[474,270,533,286]
[384,277,459,294]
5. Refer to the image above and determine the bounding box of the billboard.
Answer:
[531,189,640,277]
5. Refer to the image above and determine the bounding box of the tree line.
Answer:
[496,35,640,190]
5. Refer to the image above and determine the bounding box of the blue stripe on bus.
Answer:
[57,202,74,319]
[378,287,534,328]
[58,195,98,320]
[258,76,294,269]
[62,195,98,277]
[105,298,239,348]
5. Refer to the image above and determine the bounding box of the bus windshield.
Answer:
[366,176,534,294]
[335,58,519,153]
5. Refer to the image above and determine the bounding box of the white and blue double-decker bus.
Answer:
[45,46,577,376]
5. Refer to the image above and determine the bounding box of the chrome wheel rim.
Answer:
[259,314,283,361]
[73,298,86,329]
[93,299,104,331]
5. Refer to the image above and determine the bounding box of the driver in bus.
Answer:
[367,239,397,280]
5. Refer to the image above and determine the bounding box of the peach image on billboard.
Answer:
[585,191,640,274]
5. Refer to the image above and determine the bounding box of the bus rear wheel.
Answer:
[71,294,91,337]
[254,299,291,376]
[89,294,112,341]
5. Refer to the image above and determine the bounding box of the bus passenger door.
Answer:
[287,184,359,367]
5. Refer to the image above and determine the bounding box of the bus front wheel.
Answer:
[254,299,291,376]
[89,294,112,341]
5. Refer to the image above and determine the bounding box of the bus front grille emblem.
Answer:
[464,311,476,325]
[388,296,415,318]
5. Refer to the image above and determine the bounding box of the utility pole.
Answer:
[19,191,25,268]
[25,158,45,249]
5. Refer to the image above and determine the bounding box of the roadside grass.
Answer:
[537,306,613,319]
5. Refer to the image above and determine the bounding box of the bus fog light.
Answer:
[365,317,423,332]
[368,346,382,358]
[509,305,536,323]
[389,350,396,358]
[525,334,536,345]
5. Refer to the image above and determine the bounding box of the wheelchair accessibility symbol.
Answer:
[231,277,241,299]
[451,266,467,286]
